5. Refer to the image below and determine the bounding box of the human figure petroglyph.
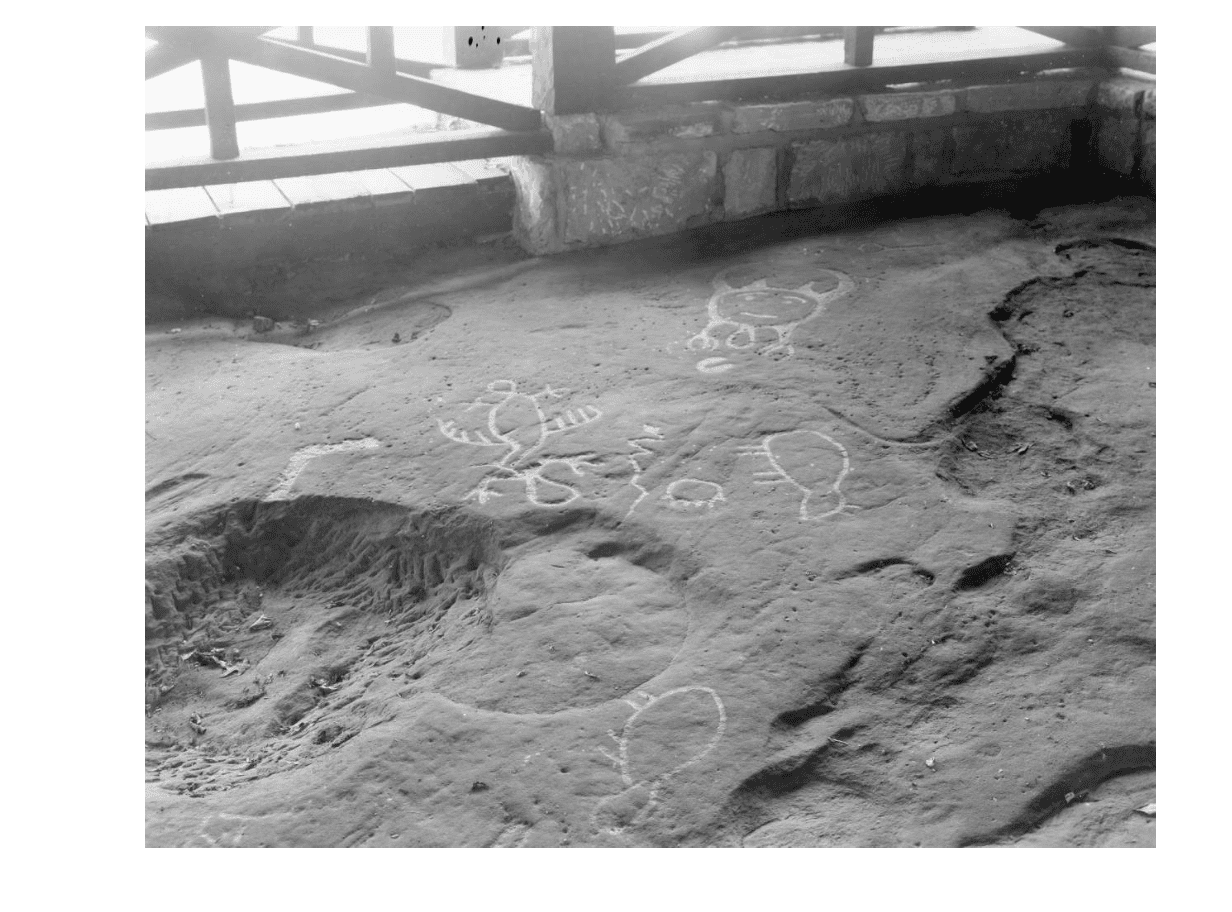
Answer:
[738,430,860,521]
[593,686,727,834]
[687,267,855,371]
[438,380,605,508]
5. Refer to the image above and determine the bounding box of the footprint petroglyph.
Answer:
[264,437,383,501]
[737,430,859,521]
[688,267,855,372]
[593,686,727,834]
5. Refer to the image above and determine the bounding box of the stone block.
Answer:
[965,79,1094,113]
[788,132,908,205]
[1096,77,1147,112]
[509,157,561,254]
[911,129,950,185]
[1095,115,1138,176]
[601,104,727,150]
[546,114,602,154]
[952,114,1072,175]
[731,98,853,134]
[860,90,958,122]
[558,151,719,245]
[723,147,778,217]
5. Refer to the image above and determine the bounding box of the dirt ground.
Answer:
[145,195,1155,848]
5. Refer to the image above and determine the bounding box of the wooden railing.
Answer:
[146,26,1155,191]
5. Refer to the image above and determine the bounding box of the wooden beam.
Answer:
[147,92,399,131]
[618,45,1105,106]
[1104,27,1156,49]
[531,26,616,114]
[367,27,395,74]
[843,27,876,66]
[146,27,279,80]
[1104,45,1156,74]
[147,26,543,132]
[200,55,239,160]
[146,126,551,190]
[1020,26,1107,47]
[260,38,435,78]
[613,27,745,85]
[297,26,315,47]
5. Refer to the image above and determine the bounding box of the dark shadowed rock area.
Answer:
[146,196,1154,847]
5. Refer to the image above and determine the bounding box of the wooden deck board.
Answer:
[450,158,512,187]
[204,180,291,216]
[349,168,416,198]
[274,172,374,207]
[146,186,220,225]
[388,162,476,192]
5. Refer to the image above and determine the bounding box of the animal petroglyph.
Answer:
[687,267,855,371]
[593,686,727,834]
[264,437,382,501]
[737,430,859,521]
[438,380,604,508]
[661,478,727,512]
[622,425,666,520]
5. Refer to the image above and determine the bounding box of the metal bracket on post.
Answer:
[442,27,506,68]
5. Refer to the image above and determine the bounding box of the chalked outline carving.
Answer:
[687,267,856,371]
[593,685,727,834]
[737,430,860,521]
[660,478,727,512]
[622,424,666,520]
[264,437,383,501]
[437,380,604,508]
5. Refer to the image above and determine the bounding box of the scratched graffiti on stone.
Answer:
[738,429,860,521]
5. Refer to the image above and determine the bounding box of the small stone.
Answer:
[925,757,936,769]
[253,315,275,333]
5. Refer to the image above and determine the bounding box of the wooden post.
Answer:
[200,54,239,160]
[531,26,616,115]
[297,26,315,47]
[844,27,876,67]
[367,27,395,74]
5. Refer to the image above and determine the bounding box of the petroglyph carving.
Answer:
[661,478,726,512]
[687,267,855,371]
[438,380,604,508]
[264,437,382,501]
[593,686,727,834]
[622,425,666,520]
[737,430,860,521]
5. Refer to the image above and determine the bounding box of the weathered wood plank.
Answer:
[619,45,1104,106]
[613,27,745,85]
[349,168,417,199]
[1022,26,1156,49]
[261,39,436,78]
[296,26,315,47]
[147,27,542,132]
[200,55,240,160]
[146,127,552,190]
[450,158,511,187]
[275,172,374,207]
[204,180,291,217]
[146,186,220,225]
[843,27,877,67]
[532,26,616,114]
[146,42,199,80]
